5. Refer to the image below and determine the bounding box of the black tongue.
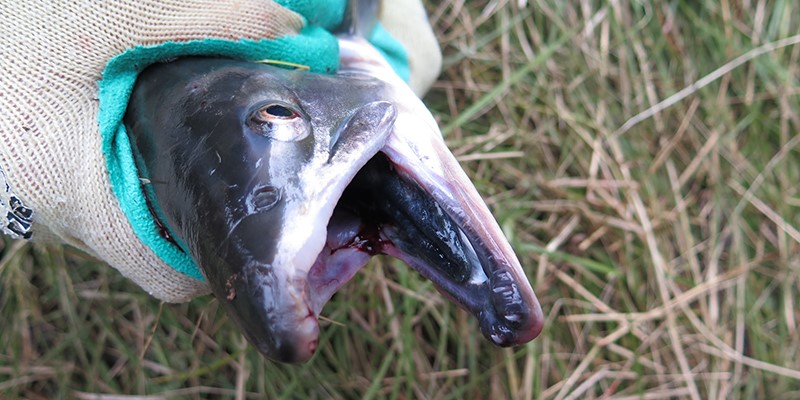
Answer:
[339,154,475,282]
[339,153,538,345]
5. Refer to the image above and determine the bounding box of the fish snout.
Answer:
[225,260,321,363]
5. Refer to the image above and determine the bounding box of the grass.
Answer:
[2,0,800,398]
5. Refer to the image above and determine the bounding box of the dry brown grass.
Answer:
[428,0,800,397]
[2,0,800,398]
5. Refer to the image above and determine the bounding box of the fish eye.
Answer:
[247,102,309,142]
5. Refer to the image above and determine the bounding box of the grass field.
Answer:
[2,1,800,398]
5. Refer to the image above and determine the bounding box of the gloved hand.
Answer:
[0,0,441,302]
[380,0,442,96]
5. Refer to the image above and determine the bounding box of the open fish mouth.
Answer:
[313,146,544,343]
[124,40,542,363]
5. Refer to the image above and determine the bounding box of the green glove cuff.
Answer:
[371,24,411,82]
[99,4,409,282]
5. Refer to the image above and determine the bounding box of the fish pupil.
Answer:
[265,104,295,118]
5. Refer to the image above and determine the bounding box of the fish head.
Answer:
[126,58,398,361]
[124,54,542,363]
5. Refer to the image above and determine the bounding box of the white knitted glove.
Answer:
[0,0,441,302]
[380,0,442,96]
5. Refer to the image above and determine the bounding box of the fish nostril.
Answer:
[251,185,281,212]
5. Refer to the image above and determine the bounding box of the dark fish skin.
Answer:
[125,58,399,362]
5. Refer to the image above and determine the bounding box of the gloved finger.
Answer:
[129,0,305,46]
[379,0,442,96]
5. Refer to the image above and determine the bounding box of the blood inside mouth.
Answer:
[307,151,487,316]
